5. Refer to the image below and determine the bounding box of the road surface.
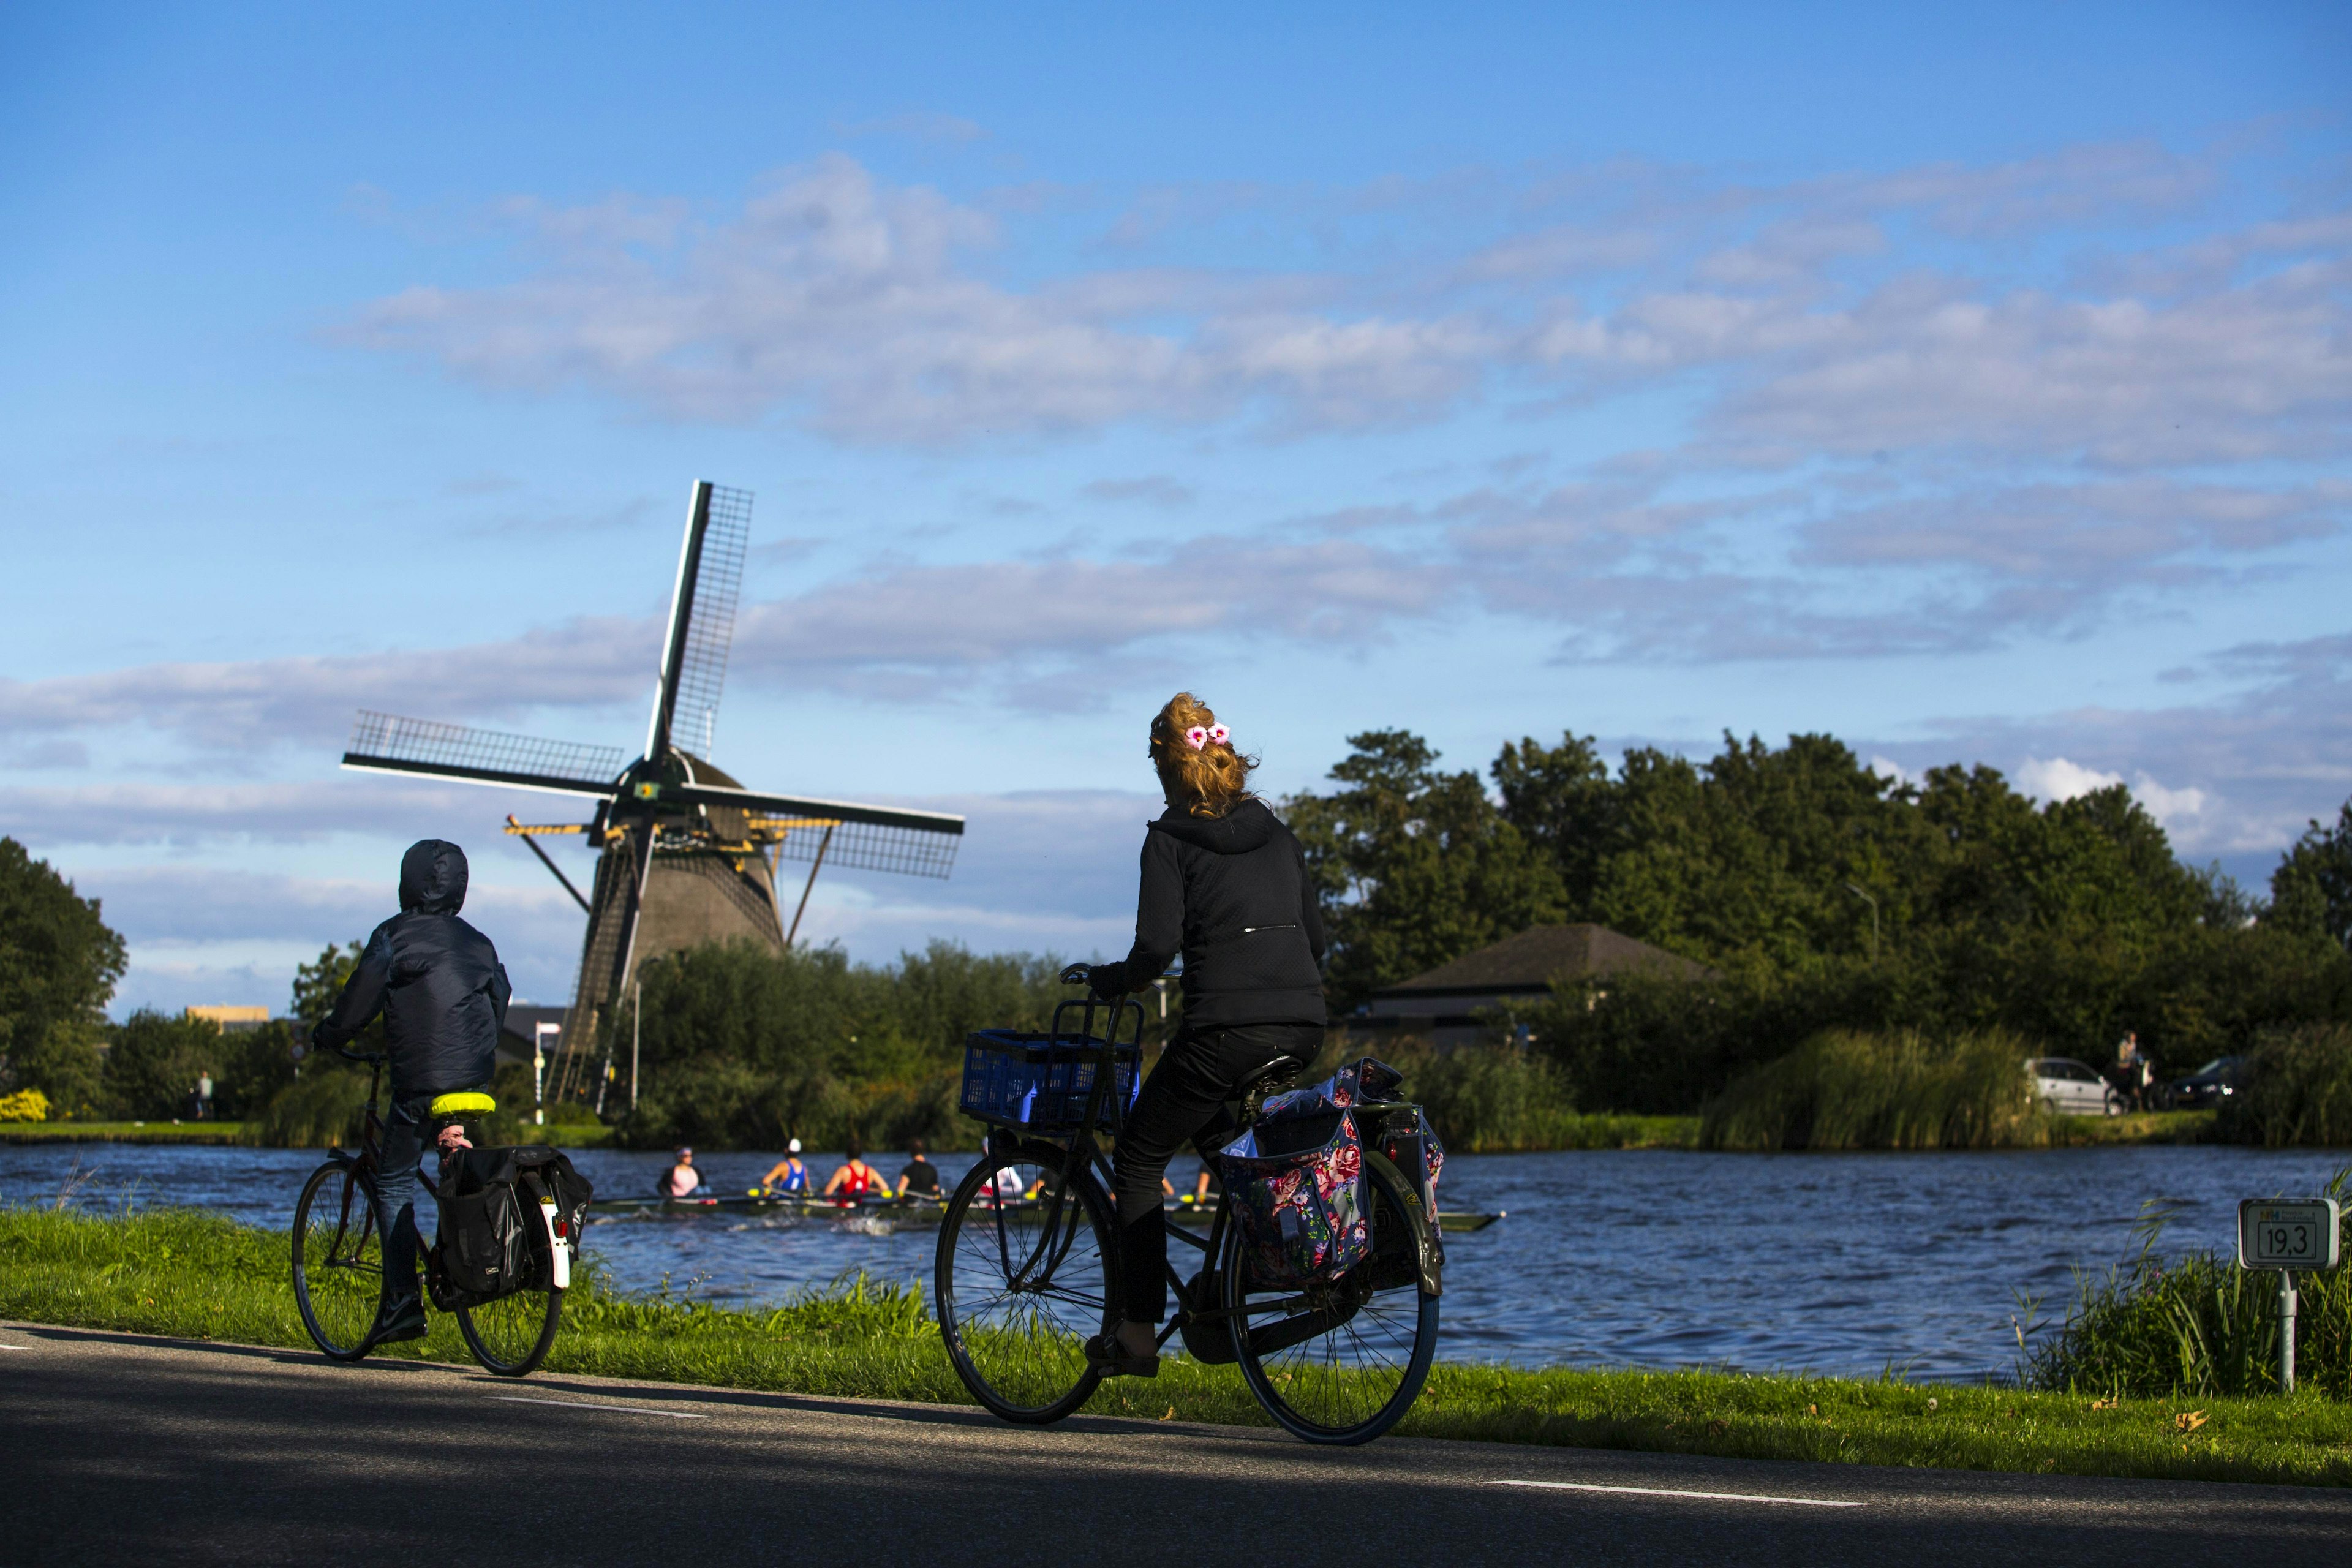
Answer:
[3,1322,2347,1565]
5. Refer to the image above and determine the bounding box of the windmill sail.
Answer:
[341,475,968,1112]
[646,481,752,762]
[669,782,964,880]
[342,712,624,796]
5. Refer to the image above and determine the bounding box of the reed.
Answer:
[2217,1023,2352,1148]
[2021,1175,2352,1400]
[1699,1028,2050,1151]
[5,1206,2350,1485]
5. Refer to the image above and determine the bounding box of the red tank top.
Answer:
[839,1161,876,1196]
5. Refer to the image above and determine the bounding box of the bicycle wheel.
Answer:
[1222,1149,1439,1445]
[456,1283,563,1377]
[935,1145,1114,1423]
[292,1159,383,1361]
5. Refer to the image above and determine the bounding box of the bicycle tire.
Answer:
[456,1283,564,1376]
[935,1142,1115,1424]
[1222,1149,1439,1446]
[292,1159,383,1362]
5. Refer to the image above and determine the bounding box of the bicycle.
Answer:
[289,1046,565,1376]
[933,996,1442,1446]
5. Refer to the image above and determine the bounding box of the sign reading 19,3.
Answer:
[2238,1199,2342,1270]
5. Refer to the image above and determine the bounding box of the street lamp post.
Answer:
[1844,882,1880,962]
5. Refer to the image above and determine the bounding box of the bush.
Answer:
[2216,1023,2352,1147]
[1700,1028,2048,1150]
[0,1087,48,1122]
[249,1067,372,1148]
[1371,1041,1583,1152]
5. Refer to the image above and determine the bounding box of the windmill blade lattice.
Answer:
[344,711,624,794]
[771,816,962,880]
[668,483,750,759]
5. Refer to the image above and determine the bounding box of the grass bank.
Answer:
[5,1206,2348,1487]
[0,1121,251,1145]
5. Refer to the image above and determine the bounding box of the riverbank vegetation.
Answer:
[1286,731,2352,1139]
[2024,1172,2352,1401]
[6,1205,2350,1486]
[7,723,2350,1155]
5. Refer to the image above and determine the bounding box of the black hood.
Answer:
[1149,797,1280,855]
[399,839,469,914]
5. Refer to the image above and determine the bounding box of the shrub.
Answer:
[249,1067,372,1148]
[2216,1023,2352,1147]
[0,1087,48,1122]
[1700,1028,2048,1150]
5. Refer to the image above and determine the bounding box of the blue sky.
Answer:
[2,2,2347,1015]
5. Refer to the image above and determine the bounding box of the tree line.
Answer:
[1284,729,2352,1112]
[4,721,2348,1136]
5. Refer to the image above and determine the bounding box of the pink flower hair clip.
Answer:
[1185,723,1231,750]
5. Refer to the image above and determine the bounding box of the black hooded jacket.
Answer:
[1090,799,1327,1028]
[314,840,512,1104]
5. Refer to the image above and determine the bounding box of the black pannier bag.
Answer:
[429,1145,594,1310]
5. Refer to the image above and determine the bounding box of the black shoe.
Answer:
[366,1295,428,1346]
[1084,1330,1160,1378]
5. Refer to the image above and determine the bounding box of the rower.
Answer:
[895,1139,941,1201]
[658,1147,702,1199]
[822,1137,886,1201]
[760,1139,811,1195]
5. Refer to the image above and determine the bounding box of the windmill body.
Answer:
[342,481,963,1098]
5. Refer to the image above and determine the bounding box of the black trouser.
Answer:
[1112,1021,1322,1324]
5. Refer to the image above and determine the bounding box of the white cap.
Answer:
[787,1138,802,1153]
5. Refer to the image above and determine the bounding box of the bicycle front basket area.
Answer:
[958,1030,1139,1134]
[1221,1109,1371,1289]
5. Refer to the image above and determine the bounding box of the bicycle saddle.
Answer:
[1236,1055,1306,1124]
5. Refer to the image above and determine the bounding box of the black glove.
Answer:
[1058,963,1093,987]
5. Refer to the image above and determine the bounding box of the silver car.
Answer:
[2027,1057,2124,1116]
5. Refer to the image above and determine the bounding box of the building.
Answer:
[1352,923,1710,1049]
[184,1005,271,1032]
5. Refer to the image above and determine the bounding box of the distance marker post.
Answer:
[2238,1197,2340,1394]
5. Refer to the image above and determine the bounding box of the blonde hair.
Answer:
[1148,692,1257,818]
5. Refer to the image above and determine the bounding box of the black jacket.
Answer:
[1091,799,1327,1027]
[314,840,511,1105]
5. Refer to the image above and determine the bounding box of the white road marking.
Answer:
[0,1344,29,1351]
[1493,1479,1863,1509]
[492,1396,706,1420]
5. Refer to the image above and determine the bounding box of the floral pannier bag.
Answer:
[1221,1056,1444,1290]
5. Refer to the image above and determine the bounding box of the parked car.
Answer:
[2166,1055,2245,1109]
[2027,1057,2124,1116]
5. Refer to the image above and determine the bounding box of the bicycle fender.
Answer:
[1364,1150,1444,1297]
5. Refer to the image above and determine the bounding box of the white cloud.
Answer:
[2014,755,2126,803]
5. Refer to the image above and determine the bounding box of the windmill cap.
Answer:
[399,840,469,914]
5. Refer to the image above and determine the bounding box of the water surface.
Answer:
[6,1140,2343,1381]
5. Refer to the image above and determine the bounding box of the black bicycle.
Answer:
[289,1047,564,1376]
[933,997,1442,1445]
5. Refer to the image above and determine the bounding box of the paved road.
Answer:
[4,1322,2348,1566]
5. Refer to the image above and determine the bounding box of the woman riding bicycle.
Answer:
[1063,693,1326,1378]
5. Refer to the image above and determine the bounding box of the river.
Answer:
[4,1140,2344,1381]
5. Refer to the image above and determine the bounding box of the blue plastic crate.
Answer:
[959,1029,1141,1131]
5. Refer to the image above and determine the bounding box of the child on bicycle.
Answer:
[1064,693,1326,1377]
[311,839,511,1348]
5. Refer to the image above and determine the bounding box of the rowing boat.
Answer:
[587,1193,1503,1232]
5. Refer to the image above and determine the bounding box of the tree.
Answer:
[2271,799,2352,951]
[1286,730,1564,1008]
[104,1010,225,1120]
[0,837,127,1114]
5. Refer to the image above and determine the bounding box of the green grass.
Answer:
[5,1205,2350,1485]
[0,1121,251,1145]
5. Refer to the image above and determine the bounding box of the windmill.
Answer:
[341,480,964,1101]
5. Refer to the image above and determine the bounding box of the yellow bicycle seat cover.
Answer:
[429,1090,497,1117]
